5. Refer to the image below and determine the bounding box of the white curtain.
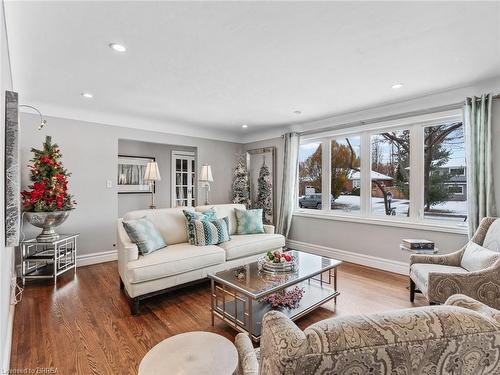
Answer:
[277,132,300,237]
[464,94,497,238]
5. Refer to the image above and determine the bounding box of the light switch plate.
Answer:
[106,180,113,188]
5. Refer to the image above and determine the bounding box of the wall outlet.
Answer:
[106,180,113,188]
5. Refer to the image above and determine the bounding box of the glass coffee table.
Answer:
[209,250,342,342]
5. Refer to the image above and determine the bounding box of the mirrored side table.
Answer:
[20,234,79,285]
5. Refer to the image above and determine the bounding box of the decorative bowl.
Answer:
[258,253,298,274]
[24,211,71,242]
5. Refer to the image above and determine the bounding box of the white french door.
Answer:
[171,151,196,207]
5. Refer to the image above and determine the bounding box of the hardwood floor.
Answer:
[11,261,426,374]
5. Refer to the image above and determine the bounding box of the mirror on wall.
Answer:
[246,147,276,225]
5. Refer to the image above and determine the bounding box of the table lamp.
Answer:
[200,165,213,205]
[144,161,161,209]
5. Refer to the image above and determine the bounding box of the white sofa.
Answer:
[117,203,285,314]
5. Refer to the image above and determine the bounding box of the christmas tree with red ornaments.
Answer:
[21,136,76,212]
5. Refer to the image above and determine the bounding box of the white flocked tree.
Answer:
[232,155,251,207]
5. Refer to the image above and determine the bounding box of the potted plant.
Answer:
[21,136,76,242]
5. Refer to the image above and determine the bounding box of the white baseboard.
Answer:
[286,239,409,275]
[15,249,118,277]
[77,249,117,267]
[2,276,16,373]
[2,304,14,373]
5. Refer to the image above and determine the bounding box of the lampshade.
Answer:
[200,164,213,182]
[144,161,161,182]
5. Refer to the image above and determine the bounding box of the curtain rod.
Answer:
[466,94,500,102]
[299,94,499,137]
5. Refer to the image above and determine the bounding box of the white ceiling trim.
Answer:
[19,100,244,143]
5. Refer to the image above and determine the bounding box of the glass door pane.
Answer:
[172,152,196,208]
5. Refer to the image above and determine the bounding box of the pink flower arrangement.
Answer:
[261,286,305,309]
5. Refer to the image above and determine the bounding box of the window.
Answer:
[331,136,361,214]
[371,130,410,217]
[295,111,467,229]
[298,142,322,209]
[449,167,465,176]
[423,122,467,223]
[448,185,464,194]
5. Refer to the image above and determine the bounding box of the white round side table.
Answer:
[139,331,238,375]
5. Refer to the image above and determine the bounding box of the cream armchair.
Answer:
[410,217,500,308]
[235,295,500,374]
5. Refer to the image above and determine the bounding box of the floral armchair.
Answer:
[410,217,500,308]
[235,294,500,374]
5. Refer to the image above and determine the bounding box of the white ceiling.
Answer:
[5,1,500,142]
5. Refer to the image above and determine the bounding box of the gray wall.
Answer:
[117,139,195,217]
[289,216,468,264]
[0,3,14,371]
[20,114,242,256]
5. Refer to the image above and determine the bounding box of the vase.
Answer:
[24,211,71,242]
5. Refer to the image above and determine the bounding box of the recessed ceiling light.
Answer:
[109,43,127,52]
[392,83,404,89]
[81,92,93,98]
[241,124,248,129]
[293,110,302,115]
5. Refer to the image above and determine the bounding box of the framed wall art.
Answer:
[117,155,155,194]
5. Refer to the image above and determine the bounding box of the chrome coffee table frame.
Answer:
[209,250,342,342]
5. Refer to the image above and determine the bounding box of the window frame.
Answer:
[295,109,467,234]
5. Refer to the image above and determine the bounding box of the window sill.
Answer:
[292,210,468,235]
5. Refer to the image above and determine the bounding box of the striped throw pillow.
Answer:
[235,208,264,234]
[183,208,217,244]
[193,217,231,246]
[122,217,166,255]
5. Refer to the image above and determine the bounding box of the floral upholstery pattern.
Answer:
[410,264,467,295]
[483,219,500,252]
[410,217,500,308]
[235,295,500,375]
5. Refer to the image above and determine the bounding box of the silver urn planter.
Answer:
[24,211,71,242]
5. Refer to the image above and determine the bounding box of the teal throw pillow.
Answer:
[122,217,166,255]
[183,208,217,244]
[194,217,231,246]
[235,208,264,235]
